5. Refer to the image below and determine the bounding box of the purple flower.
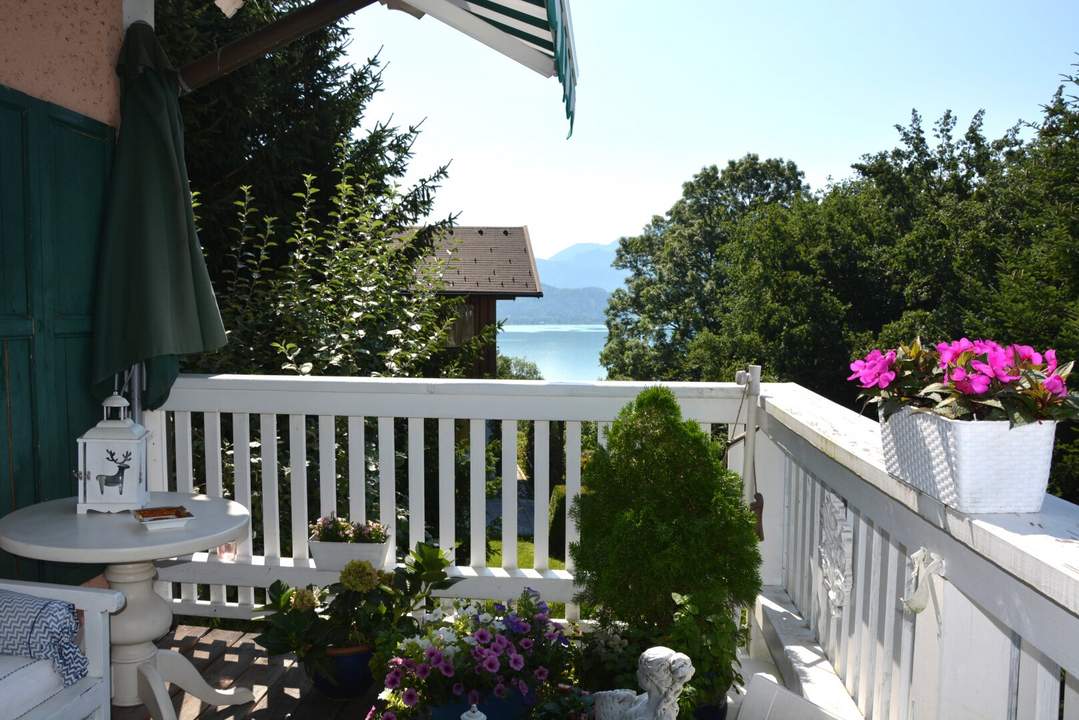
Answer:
[416,663,431,680]
[402,688,419,707]
[534,666,549,681]
[483,655,501,673]
[494,683,509,699]
[439,661,455,677]
[452,682,465,696]
[384,671,401,689]
[492,635,510,653]
[494,603,507,613]
[474,628,492,645]
[509,653,525,671]
[468,689,481,706]
[515,678,529,696]
[519,638,534,651]
[382,713,397,720]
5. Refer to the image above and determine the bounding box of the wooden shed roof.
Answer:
[431,226,543,298]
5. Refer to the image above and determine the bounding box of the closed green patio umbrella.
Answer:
[92,22,226,410]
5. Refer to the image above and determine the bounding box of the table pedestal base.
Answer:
[106,562,255,719]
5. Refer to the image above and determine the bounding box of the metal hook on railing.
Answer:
[900,547,944,614]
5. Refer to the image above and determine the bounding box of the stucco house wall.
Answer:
[0,0,125,126]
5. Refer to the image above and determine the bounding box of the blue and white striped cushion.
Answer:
[0,590,88,686]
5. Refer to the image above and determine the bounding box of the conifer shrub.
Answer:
[569,387,761,631]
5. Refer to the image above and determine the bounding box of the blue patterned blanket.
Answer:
[0,589,88,686]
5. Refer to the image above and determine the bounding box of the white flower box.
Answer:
[880,407,1056,514]
[308,538,394,572]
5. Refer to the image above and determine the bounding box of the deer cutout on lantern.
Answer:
[97,449,133,495]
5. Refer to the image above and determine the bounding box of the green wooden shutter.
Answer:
[0,84,114,581]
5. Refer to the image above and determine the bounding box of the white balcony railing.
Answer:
[143,374,753,621]
[747,383,1079,720]
[143,373,1079,719]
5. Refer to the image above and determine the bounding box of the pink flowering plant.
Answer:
[849,337,1078,424]
[377,589,573,718]
[310,515,390,544]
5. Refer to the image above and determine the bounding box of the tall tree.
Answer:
[156,0,440,281]
[601,154,807,381]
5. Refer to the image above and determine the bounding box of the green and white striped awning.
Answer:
[383,0,578,133]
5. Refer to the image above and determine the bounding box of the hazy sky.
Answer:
[346,1,1078,259]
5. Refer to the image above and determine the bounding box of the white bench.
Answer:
[0,579,124,720]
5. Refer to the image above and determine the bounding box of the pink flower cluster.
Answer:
[848,349,897,389]
[935,339,1064,397]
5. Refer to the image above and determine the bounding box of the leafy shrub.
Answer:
[569,386,761,630]
[548,484,567,562]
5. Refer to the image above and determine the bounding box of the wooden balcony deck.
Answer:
[111,625,377,720]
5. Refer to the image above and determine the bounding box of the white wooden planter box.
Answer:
[308,539,394,571]
[880,407,1056,514]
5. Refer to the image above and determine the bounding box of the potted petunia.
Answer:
[849,338,1079,513]
[256,543,458,699]
[376,589,575,719]
[309,514,393,571]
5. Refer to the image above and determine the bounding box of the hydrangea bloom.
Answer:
[339,560,380,593]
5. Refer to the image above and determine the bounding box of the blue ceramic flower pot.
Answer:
[693,697,729,720]
[430,693,528,720]
[311,646,374,699]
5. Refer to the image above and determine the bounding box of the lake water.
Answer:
[498,324,608,382]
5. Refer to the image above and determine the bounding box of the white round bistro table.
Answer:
[0,491,254,719]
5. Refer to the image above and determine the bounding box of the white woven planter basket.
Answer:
[880,407,1056,514]
[308,538,394,571]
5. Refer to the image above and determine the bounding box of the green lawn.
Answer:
[488,539,565,570]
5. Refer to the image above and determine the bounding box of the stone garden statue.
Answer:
[593,646,695,719]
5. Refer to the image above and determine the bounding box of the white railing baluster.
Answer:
[469,419,486,569]
[174,411,195,602]
[318,415,336,518]
[204,412,222,498]
[873,534,901,720]
[1064,672,1079,720]
[533,421,550,571]
[1017,641,1062,720]
[289,414,308,561]
[143,409,168,491]
[891,546,915,720]
[805,478,820,634]
[378,417,396,562]
[408,417,425,554]
[845,511,868,698]
[204,412,225,605]
[784,461,797,594]
[792,469,807,610]
[856,520,882,715]
[565,421,582,621]
[232,413,254,608]
[174,411,193,493]
[259,414,280,561]
[347,417,365,524]
[835,509,857,681]
[438,418,454,559]
[145,410,172,603]
[501,420,518,570]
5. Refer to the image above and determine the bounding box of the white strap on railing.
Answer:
[900,547,944,614]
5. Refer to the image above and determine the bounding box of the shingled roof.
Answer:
[431,226,543,298]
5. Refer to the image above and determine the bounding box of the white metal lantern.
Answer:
[76,393,150,513]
